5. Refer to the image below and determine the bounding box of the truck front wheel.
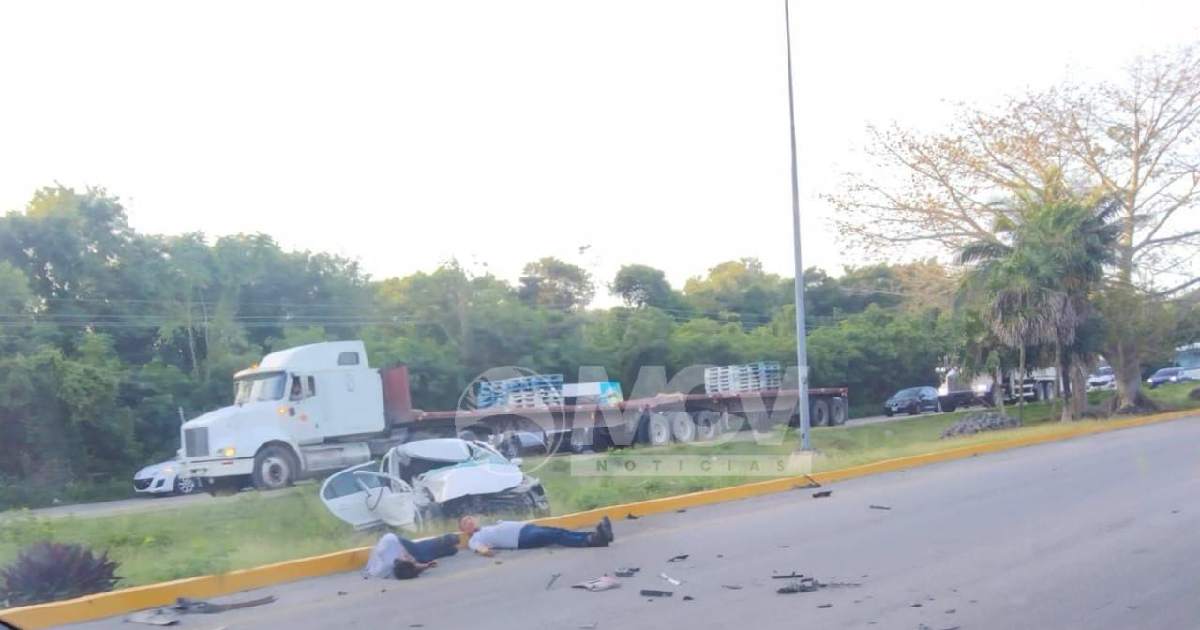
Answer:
[252,445,298,491]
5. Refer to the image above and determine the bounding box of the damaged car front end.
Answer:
[320,438,550,531]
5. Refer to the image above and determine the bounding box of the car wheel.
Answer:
[884,409,894,417]
[908,402,920,415]
[829,397,847,426]
[174,476,200,495]
[252,445,297,491]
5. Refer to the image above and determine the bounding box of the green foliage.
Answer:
[0,542,119,606]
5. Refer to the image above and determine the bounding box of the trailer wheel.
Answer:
[829,397,848,426]
[252,445,297,491]
[669,412,696,443]
[810,399,831,427]
[647,413,672,446]
[694,411,721,441]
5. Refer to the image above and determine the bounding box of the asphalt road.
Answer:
[62,413,1200,630]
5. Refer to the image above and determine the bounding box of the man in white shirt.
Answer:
[459,515,613,556]
[363,532,460,579]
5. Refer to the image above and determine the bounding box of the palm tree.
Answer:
[957,198,1119,420]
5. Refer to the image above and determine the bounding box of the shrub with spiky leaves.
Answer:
[0,542,120,606]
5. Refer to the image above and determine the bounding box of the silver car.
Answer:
[133,460,203,496]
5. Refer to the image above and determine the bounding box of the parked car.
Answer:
[1087,366,1116,391]
[883,386,941,416]
[133,460,203,496]
[320,438,550,531]
[1146,367,1188,388]
[498,431,549,458]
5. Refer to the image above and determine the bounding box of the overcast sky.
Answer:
[1,0,1197,296]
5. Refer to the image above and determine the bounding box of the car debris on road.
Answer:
[666,554,689,562]
[572,576,621,592]
[812,490,833,498]
[615,566,640,577]
[640,589,673,597]
[869,504,892,510]
[659,572,681,586]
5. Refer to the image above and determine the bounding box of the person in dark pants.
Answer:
[363,532,459,580]
[459,515,613,556]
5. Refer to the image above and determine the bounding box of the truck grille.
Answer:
[184,427,209,458]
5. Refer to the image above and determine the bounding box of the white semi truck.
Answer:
[180,340,849,493]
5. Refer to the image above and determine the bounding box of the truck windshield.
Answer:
[233,373,287,404]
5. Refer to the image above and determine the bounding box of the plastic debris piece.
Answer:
[127,609,180,626]
[626,513,640,520]
[546,572,562,590]
[572,576,621,592]
[667,554,689,562]
[640,589,673,597]
[173,595,276,614]
[812,490,832,499]
[615,567,640,578]
[772,572,805,579]
[722,585,743,590]
[682,595,695,601]
[869,505,892,510]
[818,603,833,608]
[660,572,681,586]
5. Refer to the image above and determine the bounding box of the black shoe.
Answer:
[588,531,609,547]
[598,516,614,544]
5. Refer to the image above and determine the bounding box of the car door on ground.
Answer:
[320,461,386,530]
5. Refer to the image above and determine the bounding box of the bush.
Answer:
[1189,386,1200,401]
[0,542,120,606]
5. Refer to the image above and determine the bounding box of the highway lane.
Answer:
[62,413,1200,630]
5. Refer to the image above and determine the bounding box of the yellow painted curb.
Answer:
[3,407,1196,628]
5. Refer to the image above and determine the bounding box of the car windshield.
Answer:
[233,372,287,404]
[1092,367,1113,377]
[894,387,921,399]
[1153,368,1180,377]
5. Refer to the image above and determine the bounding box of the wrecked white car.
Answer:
[320,438,550,531]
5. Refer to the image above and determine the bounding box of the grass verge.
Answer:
[1,383,1197,595]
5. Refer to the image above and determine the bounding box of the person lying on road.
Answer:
[363,531,460,580]
[459,515,613,556]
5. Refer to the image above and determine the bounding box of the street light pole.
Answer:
[783,0,811,451]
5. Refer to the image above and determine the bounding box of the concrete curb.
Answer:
[3,408,1195,628]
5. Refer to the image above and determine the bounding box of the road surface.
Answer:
[62,414,1200,630]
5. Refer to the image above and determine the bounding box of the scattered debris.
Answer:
[716,554,724,558]
[667,554,689,562]
[337,591,347,596]
[812,490,833,499]
[626,513,640,520]
[777,578,821,594]
[494,560,503,565]
[722,584,743,590]
[546,572,562,590]
[910,602,923,608]
[410,625,424,628]
[941,410,1020,439]
[127,609,179,626]
[772,572,805,579]
[817,603,833,608]
[682,595,695,601]
[615,567,640,577]
[173,596,276,614]
[945,609,957,614]
[640,589,673,597]
[676,509,688,513]
[660,572,681,586]
[869,505,892,511]
[573,576,621,592]
[579,624,598,630]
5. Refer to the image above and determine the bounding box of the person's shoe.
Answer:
[587,531,609,547]
[598,516,614,544]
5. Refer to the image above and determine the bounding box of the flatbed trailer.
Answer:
[399,386,850,452]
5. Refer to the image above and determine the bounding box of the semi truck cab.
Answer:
[180,340,387,491]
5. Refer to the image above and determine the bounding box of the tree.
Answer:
[958,199,1120,419]
[518,257,594,311]
[610,264,677,309]
[832,45,1200,411]
[682,258,790,326]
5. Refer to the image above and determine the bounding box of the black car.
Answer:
[883,386,940,416]
[1146,367,1187,389]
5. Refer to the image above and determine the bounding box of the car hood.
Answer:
[416,461,524,503]
[135,460,176,479]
